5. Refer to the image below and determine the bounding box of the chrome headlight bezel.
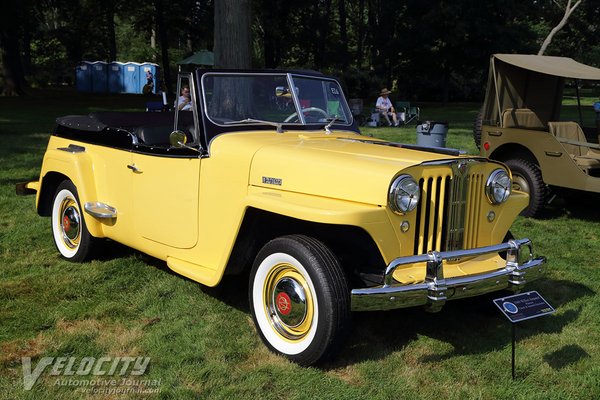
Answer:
[388,175,420,214]
[486,169,511,205]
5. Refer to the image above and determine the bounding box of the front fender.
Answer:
[245,186,401,262]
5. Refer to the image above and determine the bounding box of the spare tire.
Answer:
[473,108,483,149]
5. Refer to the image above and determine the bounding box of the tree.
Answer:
[214,0,251,68]
[0,0,31,95]
[211,0,252,118]
[538,0,584,55]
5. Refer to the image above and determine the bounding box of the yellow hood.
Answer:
[246,131,458,205]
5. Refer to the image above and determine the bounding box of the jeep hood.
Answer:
[248,133,458,205]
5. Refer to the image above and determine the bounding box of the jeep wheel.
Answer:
[51,180,97,261]
[504,159,546,218]
[249,235,350,366]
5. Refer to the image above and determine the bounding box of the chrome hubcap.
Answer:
[264,262,314,341]
[512,174,530,194]
[272,277,307,328]
[60,200,81,248]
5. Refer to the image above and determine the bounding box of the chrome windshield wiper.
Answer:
[224,118,283,133]
[324,115,346,134]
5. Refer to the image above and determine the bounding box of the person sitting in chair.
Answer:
[376,88,399,127]
[176,86,192,111]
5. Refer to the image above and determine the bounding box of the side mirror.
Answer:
[275,86,290,98]
[275,86,299,98]
[169,130,187,147]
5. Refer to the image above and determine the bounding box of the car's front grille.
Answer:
[413,160,484,253]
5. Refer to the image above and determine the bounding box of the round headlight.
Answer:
[389,175,420,214]
[486,169,511,204]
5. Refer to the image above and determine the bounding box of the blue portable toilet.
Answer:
[139,63,159,94]
[108,62,125,93]
[91,61,108,93]
[75,61,93,92]
[123,62,140,93]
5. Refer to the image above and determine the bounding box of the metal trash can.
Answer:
[416,121,448,147]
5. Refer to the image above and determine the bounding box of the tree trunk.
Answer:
[211,0,253,118]
[538,0,583,55]
[107,5,117,62]
[0,0,26,95]
[314,0,332,69]
[339,0,348,67]
[357,0,365,68]
[154,0,172,94]
[214,0,251,69]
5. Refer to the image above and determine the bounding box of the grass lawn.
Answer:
[1,89,599,399]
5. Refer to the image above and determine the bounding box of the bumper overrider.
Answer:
[351,238,545,312]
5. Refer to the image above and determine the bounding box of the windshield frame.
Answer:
[200,71,354,129]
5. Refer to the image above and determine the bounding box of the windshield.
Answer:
[202,73,352,126]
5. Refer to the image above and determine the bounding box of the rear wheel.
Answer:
[51,180,97,261]
[504,159,546,217]
[249,235,350,366]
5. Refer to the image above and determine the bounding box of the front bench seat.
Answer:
[135,125,173,146]
[134,125,196,146]
[549,121,600,173]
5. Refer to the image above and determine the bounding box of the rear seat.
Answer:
[502,108,546,130]
[548,121,600,172]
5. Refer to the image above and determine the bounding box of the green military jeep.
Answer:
[475,54,600,217]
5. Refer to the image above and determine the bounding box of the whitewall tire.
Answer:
[249,235,350,365]
[51,180,96,262]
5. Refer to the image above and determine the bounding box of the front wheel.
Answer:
[249,235,350,366]
[504,159,546,218]
[51,180,97,261]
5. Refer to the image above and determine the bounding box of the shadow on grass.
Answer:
[539,190,600,222]
[122,247,593,367]
[35,212,597,368]
[325,279,594,368]
[543,344,590,370]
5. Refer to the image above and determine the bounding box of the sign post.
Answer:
[493,291,555,380]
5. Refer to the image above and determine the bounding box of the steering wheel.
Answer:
[284,107,329,123]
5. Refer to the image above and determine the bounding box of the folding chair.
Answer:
[396,101,420,125]
[348,98,365,125]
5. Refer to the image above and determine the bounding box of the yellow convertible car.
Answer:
[18,70,545,365]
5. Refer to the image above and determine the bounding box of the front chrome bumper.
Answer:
[351,239,545,312]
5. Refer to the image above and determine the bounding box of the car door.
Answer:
[131,74,202,249]
[131,151,200,249]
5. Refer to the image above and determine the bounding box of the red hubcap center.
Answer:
[63,215,71,231]
[276,292,292,315]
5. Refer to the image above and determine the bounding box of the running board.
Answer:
[84,202,117,219]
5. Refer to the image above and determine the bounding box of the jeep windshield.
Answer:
[201,73,353,128]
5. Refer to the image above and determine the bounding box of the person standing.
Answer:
[376,88,399,127]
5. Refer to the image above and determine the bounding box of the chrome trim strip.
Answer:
[84,202,117,219]
[351,238,545,312]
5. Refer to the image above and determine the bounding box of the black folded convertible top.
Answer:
[55,115,107,132]
[56,112,180,133]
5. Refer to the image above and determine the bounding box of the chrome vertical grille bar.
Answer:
[469,174,484,248]
[445,161,476,251]
[413,160,483,254]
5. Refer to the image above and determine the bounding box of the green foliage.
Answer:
[113,16,157,62]
[4,0,600,99]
